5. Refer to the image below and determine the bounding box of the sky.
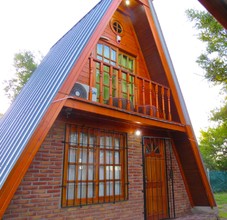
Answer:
[0,0,224,139]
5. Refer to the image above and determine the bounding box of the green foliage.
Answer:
[186,9,227,171]
[199,100,227,171]
[186,9,227,87]
[199,124,227,170]
[3,51,39,102]
[214,192,227,218]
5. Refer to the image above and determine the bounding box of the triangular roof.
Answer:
[0,0,215,217]
[0,0,114,188]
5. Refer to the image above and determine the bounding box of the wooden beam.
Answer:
[185,125,216,207]
[198,0,227,29]
[64,98,186,132]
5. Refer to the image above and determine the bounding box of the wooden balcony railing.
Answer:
[85,57,172,121]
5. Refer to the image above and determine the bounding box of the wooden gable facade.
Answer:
[0,0,216,219]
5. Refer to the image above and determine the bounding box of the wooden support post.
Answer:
[155,84,160,118]
[109,66,113,106]
[161,87,166,119]
[100,62,104,104]
[167,88,172,121]
[142,79,146,114]
[118,70,122,109]
[134,76,138,112]
[149,82,153,116]
[89,57,94,101]
[126,73,130,111]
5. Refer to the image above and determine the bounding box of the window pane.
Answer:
[78,165,87,180]
[106,151,113,164]
[80,133,87,146]
[69,148,76,162]
[88,149,94,163]
[68,165,75,181]
[77,183,86,198]
[99,151,104,164]
[115,181,121,195]
[104,87,109,101]
[122,81,127,93]
[104,71,109,85]
[106,166,113,179]
[88,183,94,198]
[79,149,87,163]
[89,136,94,147]
[67,183,75,200]
[115,166,121,179]
[96,70,100,83]
[70,133,78,145]
[115,152,120,164]
[97,44,102,55]
[128,59,133,71]
[99,182,104,196]
[106,181,113,196]
[97,55,102,61]
[106,136,112,148]
[100,137,104,148]
[88,165,94,180]
[104,45,110,59]
[114,138,120,149]
[99,166,104,180]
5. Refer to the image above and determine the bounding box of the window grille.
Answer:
[62,124,128,207]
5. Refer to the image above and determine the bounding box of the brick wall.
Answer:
[4,120,191,219]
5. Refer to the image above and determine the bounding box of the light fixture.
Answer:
[135,129,141,136]
[125,0,130,6]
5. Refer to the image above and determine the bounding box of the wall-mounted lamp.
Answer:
[135,130,141,136]
[116,35,121,43]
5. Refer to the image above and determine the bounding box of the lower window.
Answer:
[62,124,128,207]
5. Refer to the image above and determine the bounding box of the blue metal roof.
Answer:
[0,0,113,189]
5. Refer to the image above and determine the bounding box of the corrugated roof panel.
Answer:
[0,0,113,188]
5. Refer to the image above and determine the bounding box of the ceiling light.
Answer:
[126,0,130,6]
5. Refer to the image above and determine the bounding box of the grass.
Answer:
[214,192,227,219]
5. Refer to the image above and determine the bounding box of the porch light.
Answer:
[125,0,130,6]
[135,129,141,136]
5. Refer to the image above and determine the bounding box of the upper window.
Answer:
[95,43,135,104]
[111,20,123,35]
[118,53,135,72]
[62,124,128,207]
[96,43,117,66]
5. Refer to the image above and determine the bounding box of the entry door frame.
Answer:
[142,136,175,220]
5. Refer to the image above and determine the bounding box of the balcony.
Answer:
[70,57,172,122]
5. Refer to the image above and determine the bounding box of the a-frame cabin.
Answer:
[0,0,216,219]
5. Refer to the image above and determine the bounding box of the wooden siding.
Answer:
[172,131,215,206]
[79,8,151,85]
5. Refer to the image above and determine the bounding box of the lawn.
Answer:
[214,192,227,219]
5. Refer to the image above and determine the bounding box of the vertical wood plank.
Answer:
[155,84,160,118]
[167,89,172,121]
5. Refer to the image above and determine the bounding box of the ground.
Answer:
[214,192,227,219]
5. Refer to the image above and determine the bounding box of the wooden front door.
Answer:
[143,137,168,220]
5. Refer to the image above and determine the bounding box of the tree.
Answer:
[186,9,227,87]
[186,9,227,170]
[3,51,39,102]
